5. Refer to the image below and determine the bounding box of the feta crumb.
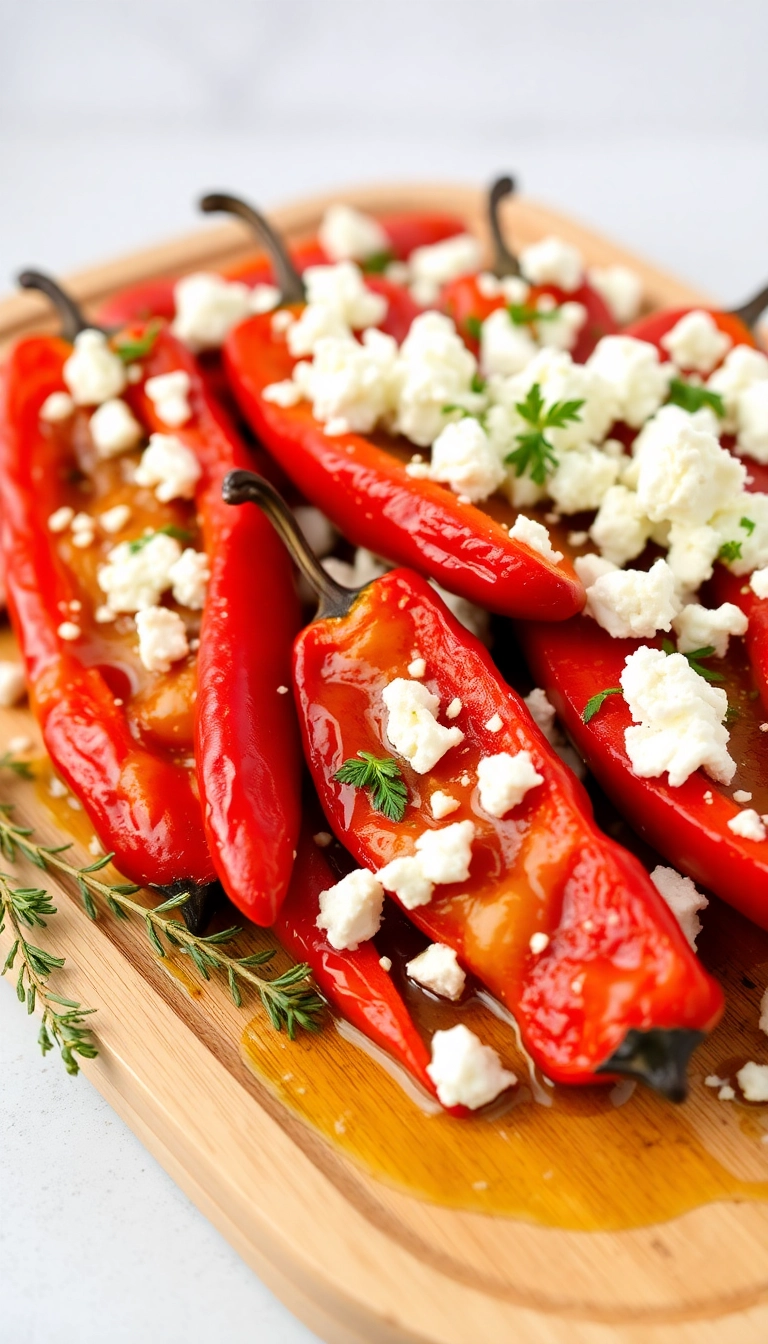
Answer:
[135,433,201,502]
[590,485,654,567]
[427,1024,516,1109]
[484,713,503,733]
[135,607,189,673]
[406,943,466,1000]
[751,567,768,600]
[382,678,464,773]
[63,330,126,406]
[445,697,462,719]
[168,547,210,609]
[620,645,735,787]
[523,687,557,740]
[408,234,483,306]
[40,391,75,422]
[736,381,768,462]
[661,310,732,374]
[477,750,543,817]
[480,308,537,378]
[587,265,643,324]
[574,552,617,588]
[271,309,294,334]
[48,505,75,533]
[673,602,748,659]
[318,203,389,262]
[635,418,745,528]
[293,327,398,432]
[276,685,288,694]
[431,790,460,820]
[99,504,131,534]
[727,809,767,842]
[586,336,672,428]
[708,344,768,432]
[508,514,563,563]
[650,865,708,949]
[316,868,384,951]
[529,931,550,954]
[263,379,302,407]
[323,417,350,436]
[57,621,80,641]
[48,776,68,798]
[519,236,583,293]
[719,1084,736,1101]
[378,855,434,909]
[70,511,96,547]
[734,790,753,803]
[144,371,192,428]
[585,557,679,640]
[303,261,387,332]
[393,312,480,448]
[379,955,392,972]
[705,1074,728,1087]
[313,831,332,847]
[0,663,27,706]
[97,532,182,612]
[427,417,505,504]
[535,296,587,352]
[7,735,32,754]
[414,820,475,884]
[548,447,619,515]
[737,1061,768,1102]
[171,272,252,351]
[249,284,281,315]
[408,657,426,679]
[89,397,143,458]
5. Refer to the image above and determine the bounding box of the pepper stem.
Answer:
[488,176,521,278]
[17,270,95,341]
[595,1027,704,1102]
[199,192,306,304]
[222,470,359,618]
[730,281,768,331]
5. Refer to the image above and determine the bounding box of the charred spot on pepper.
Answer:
[155,877,224,936]
[596,1028,706,1103]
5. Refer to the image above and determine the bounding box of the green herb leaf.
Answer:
[660,638,725,683]
[464,315,483,341]
[741,516,756,535]
[718,539,743,563]
[0,752,34,780]
[504,383,584,486]
[504,432,559,486]
[334,751,408,822]
[113,319,162,365]
[127,524,193,555]
[361,250,394,275]
[582,687,623,724]
[471,372,487,394]
[507,302,561,326]
[668,378,725,417]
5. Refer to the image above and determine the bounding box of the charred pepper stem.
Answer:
[596,1028,705,1103]
[488,175,521,278]
[18,270,96,341]
[730,281,768,331]
[199,192,306,304]
[155,878,223,936]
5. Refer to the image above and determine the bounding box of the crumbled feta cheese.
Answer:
[548,446,620,515]
[378,855,434,909]
[40,391,75,422]
[661,310,732,374]
[271,309,294,334]
[318,203,390,262]
[89,397,143,458]
[476,272,529,305]
[379,955,392,972]
[168,548,210,610]
[313,831,332,848]
[519,236,583,293]
[665,522,721,592]
[286,304,351,358]
[316,868,384,951]
[57,621,80,641]
[620,645,735,787]
[392,313,480,448]
[708,345,768,432]
[650,864,708,949]
[427,1024,516,1109]
[586,336,672,429]
[727,809,766,842]
[491,348,616,454]
[94,605,116,624]
[431,790,460,820]
[508,515,563,563]
[427,417,505,504]
[734,790,752,803]
[408,234,483,306]
[752,568,768,600]
[737,1061,768,1102]
[673,602,748,658]
[171,272,252,351]
[263,379,302,407]
[635,419,745,528]
[70,512,96,548]
[97,532,182,612]
[48,505,75,533]
[144,371,192,428]
[406,943,466,1000]
[134,433,201,503]
[135,607,189,673]
[96,505,130,537]
[735,381,768,463]
[382,678,464,773]
[484,713,503,733]
[589,485,654,567]
[477,750,543,817]
[249,284,281,315]
[408,657,426,678]
[414,820,475,884]
[293,506,336,558]
[293,328,398,433]
[719,1084,736,1101]
[523,687,556,740]
[574,552,617,588]
[711,492,768,575]
[63,330,126,406]
[445,697,462,719]
[0,662,27,706]
[480,308,537,378]
[323,417,349,436]
[536,298,587,353]
[304,261,388,332]
[529,931,550,955]
[587,265,643,324]
[584,558,679,640]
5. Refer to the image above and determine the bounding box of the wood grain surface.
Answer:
[1,184,767,1344]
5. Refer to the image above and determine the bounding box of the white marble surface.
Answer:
[2,2,768,1340]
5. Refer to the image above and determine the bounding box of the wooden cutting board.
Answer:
[2,184,768,1344]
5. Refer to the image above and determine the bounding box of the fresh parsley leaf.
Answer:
[464,315,483,341]
[718,539,743,563]
[504,382,583,486]
[505,431,559,486]
[334,751,408,822]
[113,319,162,365]
[741,516,756,535]
[660,639,724,683]
[667,378,725,417]
[361,251,394,275]
[471,372,487,394]
[507,302,561,326]
[582,687,623,724]
[127,524,193,554]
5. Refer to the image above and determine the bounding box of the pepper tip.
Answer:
[596,1027,705,1103]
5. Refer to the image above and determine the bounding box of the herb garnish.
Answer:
[464,315,483,341]
[127,524,193,554]
[335,752,408,822]
[741,516,756,536]
[507,302,561,327]
[667,378,725,417]
[361,251,394,275]
[582,687,623,723]
[660,640,724,683]
[113,319,162,365]
[718,539,742,563]
[504,383,584,486]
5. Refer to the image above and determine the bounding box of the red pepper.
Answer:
[519,614,768,930]
[224,309,585,621]
[623,280,768,367]
[276,823,441,1103]
[709,563,768,712]
[223,472,723,1098]
[442,273,617,363]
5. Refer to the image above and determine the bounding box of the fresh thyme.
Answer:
[334,752,408,823]
[667,378,725,417]
[582,686,623,723]
[504,383,584,486]
[113,319,162,364]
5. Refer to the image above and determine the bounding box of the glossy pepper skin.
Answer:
[624,307,756,364]
[441,272,618,363]
[292,568,723,1087]
[0,335,214,888]
[134,327,303,924]
[519,615,768,929]
[224,311,585,621]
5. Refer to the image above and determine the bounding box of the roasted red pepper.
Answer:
[623,280,768,366]
[223,472,723,1098]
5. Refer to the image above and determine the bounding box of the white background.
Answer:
[2,2,767,1341]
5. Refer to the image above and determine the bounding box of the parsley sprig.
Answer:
[127,524,193,554]
[504,383,584,486]
[113,319,162,365]
[507,302,562,327]
[361,251,394,275]
[668,378,725,417]
[582,686,623,723]
[334,752,408,822]
[660,640,724,682]
[718,518,755,564]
